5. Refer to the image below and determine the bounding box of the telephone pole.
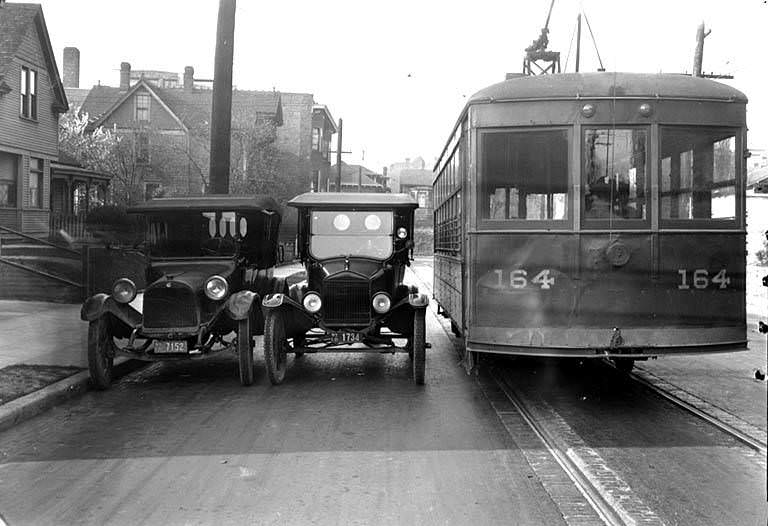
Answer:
[209,0,236,194]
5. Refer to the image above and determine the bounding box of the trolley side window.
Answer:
[660,127,737,223]
[481,129,569,223]
[583,128,648,223]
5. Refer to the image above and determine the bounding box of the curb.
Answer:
[0,357,146,433]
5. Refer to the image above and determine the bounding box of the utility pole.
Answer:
[209,0,236,194]
[575,13,582,73]
[693,22,710,77]
[335,118,343,192]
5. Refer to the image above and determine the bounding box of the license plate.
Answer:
[155,340,187,353]
[331,331,361,344]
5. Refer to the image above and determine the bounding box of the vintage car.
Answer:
[261,192,429,385]
[80,196,284,388]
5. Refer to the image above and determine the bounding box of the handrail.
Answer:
[0,225,81,255]
[0,256,84,288]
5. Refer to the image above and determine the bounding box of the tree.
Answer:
[59,110,145,206]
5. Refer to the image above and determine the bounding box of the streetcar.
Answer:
[432,72,748,371]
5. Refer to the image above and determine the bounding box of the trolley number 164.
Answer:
[488,269,557,290]
[677,268,731,290]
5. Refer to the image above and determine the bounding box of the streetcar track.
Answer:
[620,363,768,455]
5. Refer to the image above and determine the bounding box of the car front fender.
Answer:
[81,294,142,328]
[226,290,259,321]
[262,292,304,312]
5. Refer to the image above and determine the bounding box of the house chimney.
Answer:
[120,62,131,90]
[62,47,80,88]
[183,66,194,91]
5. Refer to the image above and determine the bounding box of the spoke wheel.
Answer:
[411,309,426,385]
[87,316,114,390]
[237,313,255,386]
[264,310,288,385]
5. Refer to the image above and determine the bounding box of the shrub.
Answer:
[85,205,143,247]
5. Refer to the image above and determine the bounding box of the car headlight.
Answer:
[112,278,137,304]
[303,292,322,313]
[396,227,408,239]
[204,275,229,300]
[372,292,391,314]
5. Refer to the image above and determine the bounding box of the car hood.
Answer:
[147,258,238,289]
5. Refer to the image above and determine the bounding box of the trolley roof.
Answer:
[129,195,280,214]
[435,72,748,171]
[288,192,418,209]
[469,72,747,105]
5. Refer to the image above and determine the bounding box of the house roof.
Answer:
[399,169,433,187]
[748,166,768,189]
[64,87,91,110]
[80,81,283,131]
[313,104,337,132]
[0,2,67,111]
[330,162,382,187]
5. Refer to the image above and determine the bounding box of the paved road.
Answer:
[0,305,565,525]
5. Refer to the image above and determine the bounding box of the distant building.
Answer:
[328,162,386,192]
[387,156,426,192]
[0,2,69,233]
[310,104,337,191]
[398,168,434,255]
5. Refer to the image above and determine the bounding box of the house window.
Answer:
[136,133,150,163]
[29,158,43,208]
[20,67,38,119]
[135,92,150,122]
[312,127,321,151]
[0,152,19,207]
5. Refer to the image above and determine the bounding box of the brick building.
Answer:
[0,2,68,233]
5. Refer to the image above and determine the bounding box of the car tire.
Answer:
[87,316,114,390]
[412,309,426,385]
[264,310,287,385]
[237,313,255,386]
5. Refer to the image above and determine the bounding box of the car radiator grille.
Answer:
[323,279,370,325]
[143,284,197,329]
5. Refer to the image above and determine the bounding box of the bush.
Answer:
[85,205,143,247]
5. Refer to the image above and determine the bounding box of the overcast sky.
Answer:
[37,0,768,172]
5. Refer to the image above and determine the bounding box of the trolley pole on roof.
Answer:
[575,13,582,73]
[209,0,236,194]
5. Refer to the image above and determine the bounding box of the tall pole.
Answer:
[575,13,582,73]
[693,22,710,77]
[335,118,343,192]
[209,0,236,194]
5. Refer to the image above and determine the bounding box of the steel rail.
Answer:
[620,364,768,455]
[491,370,628,526]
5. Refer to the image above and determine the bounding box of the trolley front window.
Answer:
[660,127,738,225]
[481,129,569,224]
[583,128,648,225]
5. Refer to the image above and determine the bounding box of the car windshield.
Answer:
[146,211,244,257]
[309,210,393,259]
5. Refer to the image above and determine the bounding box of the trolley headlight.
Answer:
[396,227,408,239]
[303,292,322,313]
[112,278,137,304]
[204,275,229,300]
[372,293,391,314]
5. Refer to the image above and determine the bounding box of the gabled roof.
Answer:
[0,2,67,112]
[90,79,187,131]
[80,80,284,131]
[330,162,382,187]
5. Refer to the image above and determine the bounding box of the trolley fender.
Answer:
[226,290,259,321]
[408,292,430,308]
[81,293,142,328]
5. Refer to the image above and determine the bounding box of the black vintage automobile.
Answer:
[80,196,284,388]
[261,192,429,385]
